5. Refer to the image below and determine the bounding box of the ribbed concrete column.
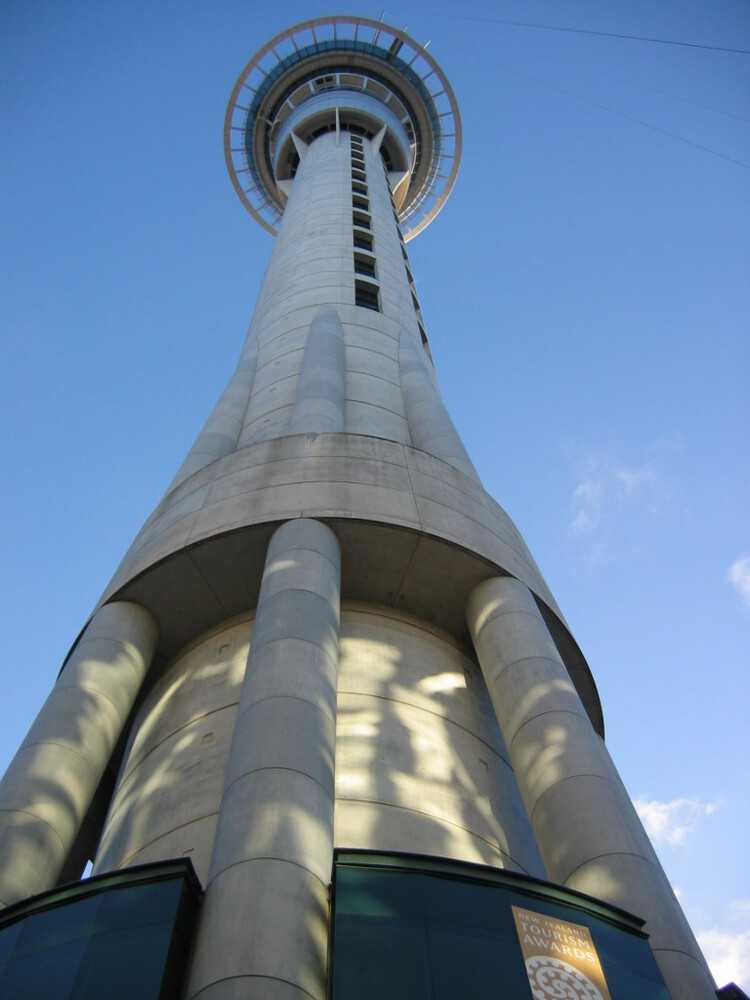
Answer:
[289,309,345,434]
[0,601,157,907]
[168,345,258,491]
[466,576,715,999]
[399,340,478,481]
[186,517,341,1000]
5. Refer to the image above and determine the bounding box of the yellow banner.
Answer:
[512,905,612,1000]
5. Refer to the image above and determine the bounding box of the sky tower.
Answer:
[0,15,718,1000]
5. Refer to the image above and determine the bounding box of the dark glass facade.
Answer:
[0,860,200,1000]
[331,852,669,1000]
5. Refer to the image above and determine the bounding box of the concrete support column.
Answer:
[186,517,341,1000]
[289,310,346,435]
[168,344,258,491]
[0,601,157,907]
[399,341,478,481]
[466,576,715,999]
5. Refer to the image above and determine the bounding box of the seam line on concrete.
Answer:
[157,433,469,513]
[415,498,540,574]
[188,548,232,615]
[0,808,66,852]
[391,533,422,610]
[256,586,339,617]
[242,400,296,432]
[190,974,319,1000]
[650,948,708,968]
[116,812,221,869]
[408,463,492,508]
[250,631,338,663]
[54,680,129,724]
[196,481,421,531]
[489,652,565,674]
[16,739,100,771]
[118,703,239,786]
[510,707,590,748]
[264,540,340,573]
[335,797,527,872]
[222,764,333,801]
[346,396,406,419]
[474,606,542,634]
[69,640,144,684]
[343,602,471,649]
[236,693,335,725]
[337,689,512,770]
[563,850,657,885]
[529,772,617,825]
[259,305,400,345]
[258,315,397,352]
[185,506,422,550]
[208,855,328,892]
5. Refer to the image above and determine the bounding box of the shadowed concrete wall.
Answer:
[0,602,157,907]
[467,576,716,999]
[335,605,544,877]
[94,603,549,894]
[93,615,251,886]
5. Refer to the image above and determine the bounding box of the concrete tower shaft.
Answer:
[0,15,716,1000]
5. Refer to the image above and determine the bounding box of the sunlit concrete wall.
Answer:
[94,604,543,886]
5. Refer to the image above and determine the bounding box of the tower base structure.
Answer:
[0,16,716,1000]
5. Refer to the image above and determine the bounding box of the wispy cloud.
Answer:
[634,797,720,847]
[698,918,750,990]
[567,451,669,563]
[728,555,750,608]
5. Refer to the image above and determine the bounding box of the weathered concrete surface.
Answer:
[0,601,157,907]
[335,604,545,877]
[467,576,716,999]
[93,614,251,886]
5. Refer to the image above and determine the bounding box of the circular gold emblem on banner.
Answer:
[525,956,605,1000]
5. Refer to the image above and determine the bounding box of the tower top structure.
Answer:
[224,14,461,240]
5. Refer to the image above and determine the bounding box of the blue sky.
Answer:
[2,0,748,987]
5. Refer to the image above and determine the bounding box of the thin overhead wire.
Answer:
[432,12,750,56]
[517,71,750,170]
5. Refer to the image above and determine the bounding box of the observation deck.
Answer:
[224,15,462,240]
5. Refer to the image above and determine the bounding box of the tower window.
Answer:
[352,169,366,183]
[411,291,421,313]
[353,211,371,230]
[353,231,373,252]
[353,195,369,212]
[315,75,336,91]
[401,244,408,261]
[354,253,377,279]
[352,181,368,196]
[355,279,380,312]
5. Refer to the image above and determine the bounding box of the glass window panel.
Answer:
[332,861,670,1000]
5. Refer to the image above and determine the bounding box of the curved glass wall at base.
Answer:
[331,852,669,999]
[0,860,200,1000]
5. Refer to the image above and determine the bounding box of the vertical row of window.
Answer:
[351,135,381,312]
